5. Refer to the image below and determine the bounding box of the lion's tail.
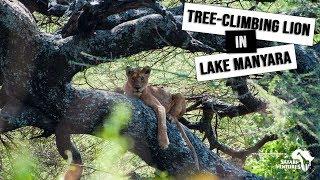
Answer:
[175,120,200,170]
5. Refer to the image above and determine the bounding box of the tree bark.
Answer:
[61,89,262,178]
[0,0,319,178]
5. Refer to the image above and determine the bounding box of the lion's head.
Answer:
[126,66,151,96]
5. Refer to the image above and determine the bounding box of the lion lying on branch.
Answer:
[121,66,199,170]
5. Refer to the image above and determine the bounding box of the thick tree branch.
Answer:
[0,86,262,178]
[0,96,56,134]
[59,14,214,71]
[19,0,49,14]
[56,88,261,178]
[60,13,319,75]
[0,0,39,38]
[189,78,267,118]
[0,0,319,178]
[48,2,69,17]
[202,97,266,118]
[226,77,267,113]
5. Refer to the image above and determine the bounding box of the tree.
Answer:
[0,0,319,179]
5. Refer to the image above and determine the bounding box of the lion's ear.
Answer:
[143,66,151,74]
[126,66,133,76]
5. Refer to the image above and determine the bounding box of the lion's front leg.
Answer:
[155,105,169,149]
[141,94,169,149]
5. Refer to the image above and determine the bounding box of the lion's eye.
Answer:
[141,77,144,80]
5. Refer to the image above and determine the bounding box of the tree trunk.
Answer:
[0,0,319,178]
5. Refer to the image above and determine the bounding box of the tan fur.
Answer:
[64,164,83,180]
[124,66,199,170]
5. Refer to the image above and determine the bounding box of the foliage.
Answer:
[0,0,319,179]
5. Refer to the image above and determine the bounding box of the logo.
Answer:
[292,149,314,172]
[276,149,314,172]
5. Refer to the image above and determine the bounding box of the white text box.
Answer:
[195,44,297,81]
[182,3,315,46]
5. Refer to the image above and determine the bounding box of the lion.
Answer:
[123,66,199,170]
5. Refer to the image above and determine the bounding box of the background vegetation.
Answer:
[0,0,319,179]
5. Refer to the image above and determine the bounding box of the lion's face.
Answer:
[126,66,151,96]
